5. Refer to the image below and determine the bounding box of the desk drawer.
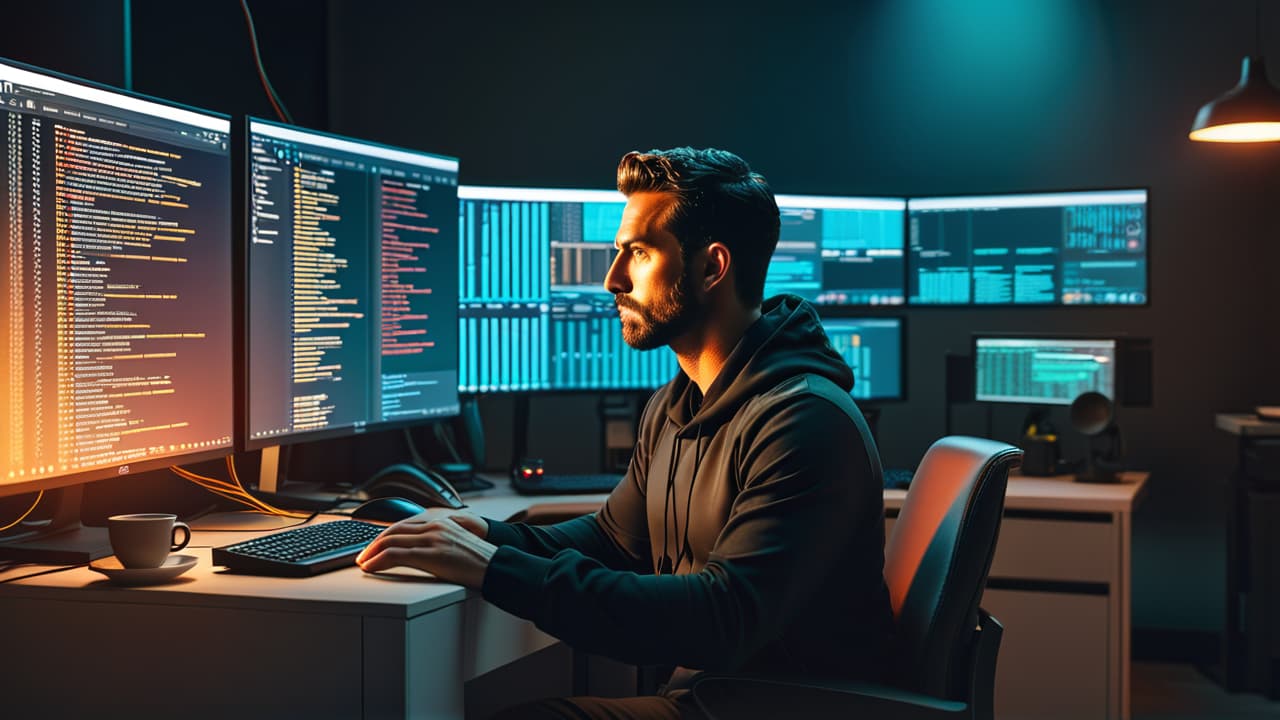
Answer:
[884,514,1116,584]
[991,516,1116,584]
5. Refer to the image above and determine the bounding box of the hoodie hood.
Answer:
[663,294,853,434]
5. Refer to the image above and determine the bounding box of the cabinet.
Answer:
[885,472,1145,720]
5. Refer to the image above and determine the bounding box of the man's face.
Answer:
[604,191,702,350]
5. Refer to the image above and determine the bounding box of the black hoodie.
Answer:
[482,295,893,682]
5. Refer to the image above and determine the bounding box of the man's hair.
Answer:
[616,147,780,308]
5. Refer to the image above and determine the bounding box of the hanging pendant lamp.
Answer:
[1189,56,1280,142]
[1190,2,1280,142]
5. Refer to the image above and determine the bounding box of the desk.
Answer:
[888,472,1147,720]
[0,477,1145,719]
[0,490,607,719]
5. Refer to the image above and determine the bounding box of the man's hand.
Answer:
[356,515,497,589]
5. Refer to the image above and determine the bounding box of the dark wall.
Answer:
[325,0,1280,639]
[3,0,1278,645]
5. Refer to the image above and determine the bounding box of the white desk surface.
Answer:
[885,471,1148,514]
[0,511,468,618]
[1216,412,1280,437]
[0,490,610,611]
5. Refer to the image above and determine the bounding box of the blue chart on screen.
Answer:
[973,337,1117,405]
[767,195,906,306]
[820,318,903,401]
[458,186,679,393]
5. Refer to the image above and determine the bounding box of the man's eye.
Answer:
[633,249,647,260]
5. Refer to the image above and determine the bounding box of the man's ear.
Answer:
[702,242,731,293]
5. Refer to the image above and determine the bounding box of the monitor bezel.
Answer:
[0,56,235,499]
[969,332,1121,407]
[906,186,1151,308]
[240,116,462,452]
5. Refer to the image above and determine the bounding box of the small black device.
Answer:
[1069,392,1124,483]
[350,497,427,523]
[511,458,623,495]
[212,520,386,576]
[363,463,466,510]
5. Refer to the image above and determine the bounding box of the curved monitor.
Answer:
[908,189,1148,305]
[0,58,233,498]
[244,118,461,450]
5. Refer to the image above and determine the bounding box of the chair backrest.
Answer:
[882,436,1022,699]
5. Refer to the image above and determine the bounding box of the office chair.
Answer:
[690,435,1023,720]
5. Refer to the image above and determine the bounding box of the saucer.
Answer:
[89,554,198,586]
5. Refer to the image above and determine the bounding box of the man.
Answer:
[357,147,892,718]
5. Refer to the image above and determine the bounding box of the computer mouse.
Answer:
[350,496,428,523]
[362,463,466,510]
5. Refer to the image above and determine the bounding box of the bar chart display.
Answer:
[908,190,1147,305]
[820,318,903,401]
[247,119,460,447]
[0,59,233,488]
[974,337,1116,405]
[767,195,906,306]
[458,186,677,393]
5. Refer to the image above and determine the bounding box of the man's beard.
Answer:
[614,270,700,350]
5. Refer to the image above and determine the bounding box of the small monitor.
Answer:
[821,317,904,401]
[973,336,1117,405]
[908,189,1148,305]
[0,58,234,498]
[769,195,906,306]
[457,186,678,393]
[245,119,460,449]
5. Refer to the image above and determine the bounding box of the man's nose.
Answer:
[604,255,629,294]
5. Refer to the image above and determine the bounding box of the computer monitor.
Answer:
[820,317,905,401]
[457,186,678,393]
[908,189,1148,305]
[768,195,906,306]
[244,119,461,474]
[0,58,233,559]
[972,336,1117,405]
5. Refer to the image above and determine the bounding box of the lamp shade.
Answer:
[1190,56,1280,142]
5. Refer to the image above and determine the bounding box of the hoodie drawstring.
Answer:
[659,425,706,575]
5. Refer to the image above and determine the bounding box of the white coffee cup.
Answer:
[107,513,191,569]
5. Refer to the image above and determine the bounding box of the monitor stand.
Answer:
[0,485,111,565]
[251,445,346,511]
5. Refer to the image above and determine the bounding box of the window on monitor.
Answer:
[244,118,461,496]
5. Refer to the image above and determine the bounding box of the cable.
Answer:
[238,0,295,124]
[169,455,309,519]
[0,563,87,585]
[0,490,44,533]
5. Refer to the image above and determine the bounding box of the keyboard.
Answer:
[512,473,623,496]
[882,466,915,490]
[212,519,386,577]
